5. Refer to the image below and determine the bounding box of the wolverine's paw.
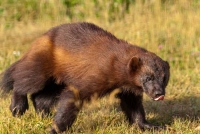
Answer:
[50,129,57,134]
[9,102,28,116]
[138,122,166,131]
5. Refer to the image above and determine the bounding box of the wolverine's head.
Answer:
[127,52,170,101]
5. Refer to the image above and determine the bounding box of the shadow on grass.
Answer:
[1,93,199,133]
[144,95,200,125]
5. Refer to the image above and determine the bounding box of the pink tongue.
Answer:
[154,95,165,101]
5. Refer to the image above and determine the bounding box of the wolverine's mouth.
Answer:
[153,95,165,101]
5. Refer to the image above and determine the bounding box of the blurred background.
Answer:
[0,0,200,133]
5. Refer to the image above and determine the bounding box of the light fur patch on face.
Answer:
[142,64,155,75]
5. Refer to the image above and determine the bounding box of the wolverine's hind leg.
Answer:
[51,87,83,134]
[10,91,28,116]
[10,76,47,116]
[10,62,48,116]
[9,35,55,116]
[31,78,64,117]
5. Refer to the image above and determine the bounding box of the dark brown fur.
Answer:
[0,22,170,133]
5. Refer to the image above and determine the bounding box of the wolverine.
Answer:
[0,22,170,134]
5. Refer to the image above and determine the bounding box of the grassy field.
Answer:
[0,0,200,133]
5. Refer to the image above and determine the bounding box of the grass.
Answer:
[0,0,200,133]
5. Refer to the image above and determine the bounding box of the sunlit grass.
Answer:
[0,0,200,133]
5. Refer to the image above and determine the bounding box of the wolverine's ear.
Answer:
[128,56,141,74]
[165,61,170,69]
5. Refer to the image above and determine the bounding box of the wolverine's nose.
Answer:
[155,90,165,96]
[154,91,165,101]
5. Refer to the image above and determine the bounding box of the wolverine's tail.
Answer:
[0,61,18,94]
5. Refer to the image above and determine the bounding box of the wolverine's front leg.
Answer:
[117,90,165,131]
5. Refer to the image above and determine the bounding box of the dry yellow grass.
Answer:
[0,0,200,133]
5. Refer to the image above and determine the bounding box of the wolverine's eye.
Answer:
[145,76,154,82]
[146,77,151,82]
